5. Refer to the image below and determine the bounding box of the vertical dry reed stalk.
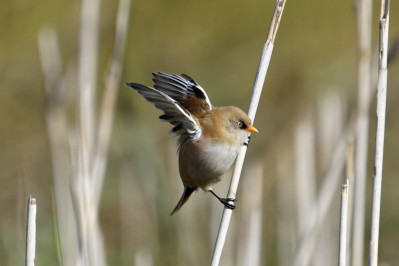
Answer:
[292,93,346,266]
[74,0,103,263]
[369,0,390,265]
[345,136,355,266]
[292,136,347,266]
[294,113,316,238]
[239,162,264,266]
[25,196,37,266]
[38,28,79,265]
[339,180,349,266]
[210,1,287,265]
[78,0,101,164]
[93,0,131,207]
[315,92,346,266]
[352,0,373,264]
[38,0,131,264]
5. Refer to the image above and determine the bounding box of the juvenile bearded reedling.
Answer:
[126,72,258,215]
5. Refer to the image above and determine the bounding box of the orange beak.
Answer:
[247,125,259,133]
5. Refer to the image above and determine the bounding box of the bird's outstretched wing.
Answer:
[152,72,212,115]
[126,82,202,141]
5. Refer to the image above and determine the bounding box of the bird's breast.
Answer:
[179,140,241,190]
[198,141,240,173]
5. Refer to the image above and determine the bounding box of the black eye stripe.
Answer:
[238,120,247,129]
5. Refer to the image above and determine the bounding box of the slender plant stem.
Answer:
[339,180,349,266]
[78,0,101,167]
[25,196,37,266]
[294,114,316,237]
[345,136,355,266]
[210,1,287,265]
[369,0,390,265]
[93,0,131,209]
[76,0,104,264]
[292,136,347,266]
[39,0,131,264]
[240,162,264,266]
[38,28,80,266]
[352,0,373,264]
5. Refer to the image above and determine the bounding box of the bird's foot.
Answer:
[219,197,236,210]
[209,190,236,210]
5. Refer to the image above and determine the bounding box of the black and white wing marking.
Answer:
[152,72,212,112]
[126,82,202,141]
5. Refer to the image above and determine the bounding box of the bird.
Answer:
[126,72,258,215]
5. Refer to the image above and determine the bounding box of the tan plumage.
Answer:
[126,73,258,215]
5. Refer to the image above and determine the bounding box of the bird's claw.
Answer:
[209,190,237,210]
[219,197,236,210]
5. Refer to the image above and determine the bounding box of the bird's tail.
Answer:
[170,187,197,215]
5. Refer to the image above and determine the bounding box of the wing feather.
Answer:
[126,82,202,141]
[152,72,212,112]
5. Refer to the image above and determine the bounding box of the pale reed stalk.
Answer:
[352,0,373,263]
[210,0,287,265]
[25,196,37,266]
[369,0,390,265]
[339,180,349,266]
[38,0,131,264]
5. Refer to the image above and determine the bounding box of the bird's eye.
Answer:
[237,120,247,129]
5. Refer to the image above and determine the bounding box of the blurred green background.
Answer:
[1,0,399,265]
